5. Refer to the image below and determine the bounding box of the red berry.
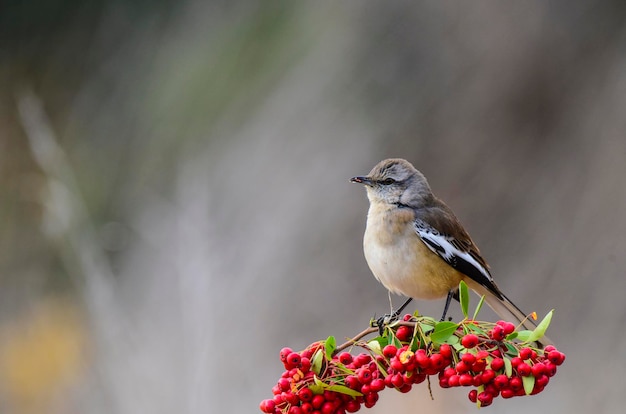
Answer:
[509,376,523,391]
[490,357,504,372]
[548,350,565,366]
[383,344,398,358]
[461,334,479,349]
[345,375,360,390]
[259,399,276,413]
[364,392,378,405]
[300,403,313,414]
[323,390,338,401]
[477,391,493,407]
[459,374,474,386]
[298,388,313,402]
[311,394,325,409]
[280,347,293,362]
[403,314,413,321]
[544,345,556,353]
[517,362,532,376]
[448,374,460,387]
[429,353,446,371]
[290,406,303,414]
[396,326,413,342]
[321,402,335,414]
[278,378,291,392]
[439,343,453,360]
[496,320,516,335]
[370,378,385,392]
[345,399,360,413]
[501,388,515,399]
[414,350,430,369]
[490,325,506,341]
[461,353,476,365]
[354,353,372,367]
[519,347,533,360]
[392,358,406,372]
[300,357,311,373]
[398,383,412,393]
[391,373,404,388]
[536,374,550,387]
[455,361,470,373]
[468,389,478,403]
[531,362,546,377]
[494,374,509,389]
[287,353,302,367]
[338,352,353,365]
[472,359,487,372]
[283,392,299,405]
[357,368,372,384]
[544,361,558,377]
[481,369,496,384]
[510,357,523,368]
[475,350,489,360]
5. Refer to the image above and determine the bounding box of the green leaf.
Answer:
[390,331,402,348]
[419,323,435,334]
[325,336,336,359]
[466,323,487,336]
[505,332,518,340]
[430,321,459,344]
[368,336,388,349]
[367,339,382,355]
[503,357,513,377]
[525,310,553,344]
[504,343,517,356]
[522,375,535,395]
[446,335,460,345]
[311,349,323,375]
[326,384,363,397]
[514,330,532,342]
[472,295,486,320]
[309,376,325,394]
[459,281,470,318]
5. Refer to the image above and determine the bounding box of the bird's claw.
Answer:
[374,313,400,335]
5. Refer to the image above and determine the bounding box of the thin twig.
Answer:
[333,320,427,355]
[334,327,378,354]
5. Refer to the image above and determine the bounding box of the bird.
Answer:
[351,158,550,344]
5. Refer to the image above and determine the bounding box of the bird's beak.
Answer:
[350,176,373,185]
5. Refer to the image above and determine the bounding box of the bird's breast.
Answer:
[363,205,462,300]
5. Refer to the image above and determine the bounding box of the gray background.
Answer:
[2,1,625,413]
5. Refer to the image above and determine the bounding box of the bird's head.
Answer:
[350,158,432,206]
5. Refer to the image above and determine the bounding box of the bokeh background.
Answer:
[2,1,626,413]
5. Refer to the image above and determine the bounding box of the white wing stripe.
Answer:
[414,220,493,282]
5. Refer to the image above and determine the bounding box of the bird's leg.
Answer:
[394,297,413,318]
[375,296,414,335]
[440,290,454,321]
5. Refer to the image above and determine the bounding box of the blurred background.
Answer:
[1,1,626,413]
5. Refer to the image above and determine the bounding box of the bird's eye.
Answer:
[380,178,396,185]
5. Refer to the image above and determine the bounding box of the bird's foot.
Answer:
[373,312,401,335]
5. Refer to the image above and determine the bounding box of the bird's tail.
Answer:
[463,279,553,348]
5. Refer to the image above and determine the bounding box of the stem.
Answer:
[333,321,423,355]
[334,327,378,354]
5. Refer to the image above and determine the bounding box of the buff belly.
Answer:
[363,211,462,300]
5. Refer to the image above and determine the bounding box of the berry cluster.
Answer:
[438,321,565,406]
[260,314,564,413]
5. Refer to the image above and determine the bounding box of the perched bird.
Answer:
[351,158,549,343]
